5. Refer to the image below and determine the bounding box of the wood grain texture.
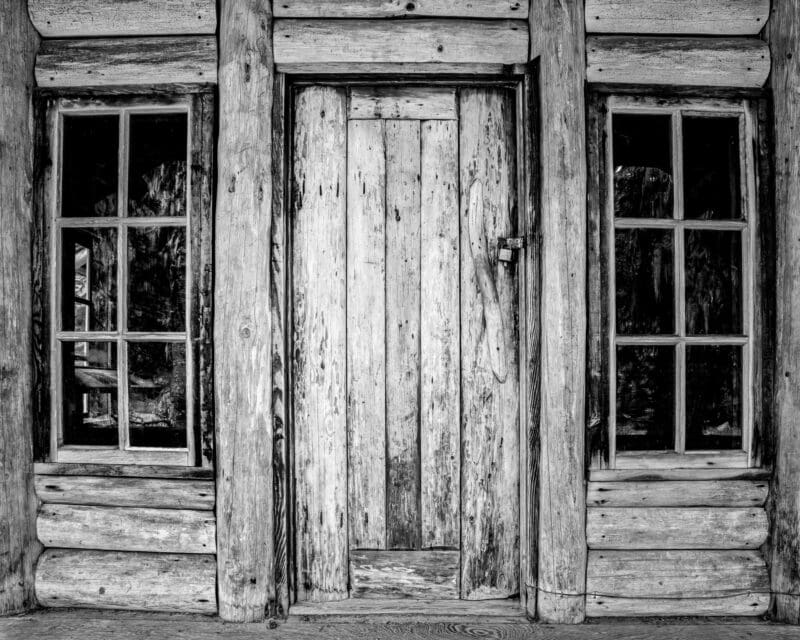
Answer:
[587,481,768,508]
[37,504,215,553]
[29,0,216,37]
[587,508,768,550]
[35,36,217,87]
[351,550,459,599]
[420,119,460,550]
[347,118,388,551]
[585,0,769,35]
[290,598,524,617]
[0,0,39,615]
[530,0,588,623]
[34,462,214,479]
[385,119,422,551]
[214,0,273,621]
[292,86,348,603]
[589,467,770,482]
[35,549,216,613]
[35,476,215,510]
[276,62,516,75]
[587,593,770,617]
[275,1,528,19]
[459,88,520,601]
[273,20,528,65]
[350,87,456,120]
[586,36,770,88]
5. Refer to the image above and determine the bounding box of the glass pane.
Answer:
[685,230,742,335]
[686,345,742,450]
[613,113,673,219]
[62,115,119,218]
[61,228,117,332]
[128,342,187,448]
[616,345,675,451]
[128,113,188,217]
[128,227,186,332]
[62,341,118,446]
[615,229,674,335]
[683,116,741,220]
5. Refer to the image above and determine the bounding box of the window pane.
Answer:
[128,113,188,218]
[683,116,741,220]
[613,113,673,219]
[128,342,187,448]
[685,230,742,335]
[62,115,119,218]
[61,228,117,332]
[615,229,674,335]
[616,345,675,451]
[686,345,742,450]
[128,227,186,332]
[62,341,118,446]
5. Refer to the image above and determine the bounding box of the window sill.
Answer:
[613,450,749,470]
[52,446,192,467]
[35,461,213,480]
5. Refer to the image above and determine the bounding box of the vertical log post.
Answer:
[215,0,275,622]
[529,0,588,623]
[0,0,40,615]
[768,0,800,623]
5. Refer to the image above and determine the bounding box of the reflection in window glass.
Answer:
[61,228,117,332]
[128,342,187,448]
[62,341,118,445]
[616,346,675,451]
[613,113,673,219]
[62,115,119,218]
[686,345,742,450]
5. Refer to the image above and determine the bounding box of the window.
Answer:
[595,96,761,469]
[44,95,213,466]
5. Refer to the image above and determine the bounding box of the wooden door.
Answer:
[291,85,521,605]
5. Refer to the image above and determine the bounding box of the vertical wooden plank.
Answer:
[530,0,588,623]
[292,86,348,602]
[459,89,520,600]
[420,120,460,550]
[215,0,274,621]
[385,120,422,551]
[0,0,39,615]
[347,119,387,550]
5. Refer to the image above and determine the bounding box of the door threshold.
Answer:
[290,598,526,618]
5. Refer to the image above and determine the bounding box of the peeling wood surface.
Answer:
[35,36,217,87]
[350,87,457,120]
[587,481,768,508]
[350,550,459,599]
[275,0,528,19]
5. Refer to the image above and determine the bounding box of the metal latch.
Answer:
[498,237,525,262]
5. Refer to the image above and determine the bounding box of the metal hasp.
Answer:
[498,236,525,262]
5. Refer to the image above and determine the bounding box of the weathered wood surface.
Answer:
[276,62,516,75]
[587,481,768,508]
[292,86,348,602]
[589,467,770,482]
[37,504,215,553]
[586,36,770,88]
[349,87,456,120]
[385,120,422,551]
[587,508,768,549]
[35,549,216,613]
[275,1,528,18]
[459,89,520,601]
[34,462,214,479]
[0,0,39,616]
[35,36,217,87]
[29,0,216,37]
[530,0,588,623]
[585,0,769,35]
[347,118,388,551]
[351,550,459,599]
[273,20,528,66]
[214,0,273,622]
[420,119,460,549]
[35,475,215,510]
[291,599,525,617]
[587,593,770,618]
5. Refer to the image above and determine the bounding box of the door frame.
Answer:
[270,72,540,617]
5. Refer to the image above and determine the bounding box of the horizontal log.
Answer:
[275,62,518,75]
[34,462,214,480]
[587,481,768,508]
[349,87,456,120]
[588,467,771,482]
[36,36,217,88]
[274,0,527,18]
[351,550,459,599]
[273,19,528,66]
[586,36,770,88]
[586,592,770,617]
[29,0,216,37]
[36,549,216,613]
[35,476,215,510]
[38,504,215,553]
[585,0,769,36]
[587,508,768,549]
[290,598,525,617]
